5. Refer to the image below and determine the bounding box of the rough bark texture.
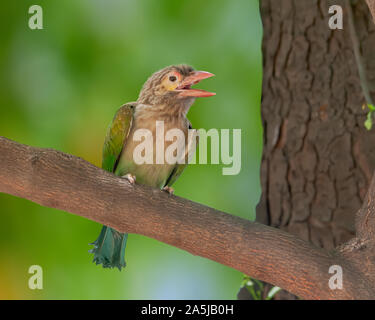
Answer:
[257,0,375,299]
[258,0,375,251]
[2,135,375,299]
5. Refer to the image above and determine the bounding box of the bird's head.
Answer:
[137,65,215,108]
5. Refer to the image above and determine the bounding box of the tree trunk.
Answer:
[256,0,375,298]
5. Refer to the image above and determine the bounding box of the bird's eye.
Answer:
[169,76,177,82]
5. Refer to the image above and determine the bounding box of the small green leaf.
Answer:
[365,112,373,130]
[368,104,375,111]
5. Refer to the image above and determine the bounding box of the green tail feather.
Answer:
[89,226,128,270]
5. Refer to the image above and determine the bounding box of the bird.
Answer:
[89,64,215,270]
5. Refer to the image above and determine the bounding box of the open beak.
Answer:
[176,71,216,98]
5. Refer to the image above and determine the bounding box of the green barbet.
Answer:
[90,65,215,270]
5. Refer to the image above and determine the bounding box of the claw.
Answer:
[122,173,136,185]
[162,186,174,195]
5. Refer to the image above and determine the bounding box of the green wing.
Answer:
[102,103,136,173]
[92,103,135,270]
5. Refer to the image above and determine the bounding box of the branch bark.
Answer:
[1,136,375,299]
[367,0,375,22]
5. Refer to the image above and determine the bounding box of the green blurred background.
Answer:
[0,0,262,299]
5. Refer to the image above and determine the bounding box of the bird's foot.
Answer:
[162,186,174,195]
[122,173,136,185]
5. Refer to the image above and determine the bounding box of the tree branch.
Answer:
[347,0,374,106]
[367,0,375,23]
[1,136,375,299]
